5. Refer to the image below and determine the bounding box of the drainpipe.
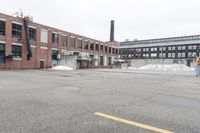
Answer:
[23,17,32,60]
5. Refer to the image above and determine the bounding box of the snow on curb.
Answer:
[52,66,73,71]
[130,64,195,71]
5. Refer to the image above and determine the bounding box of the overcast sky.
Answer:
[1,0,200,42]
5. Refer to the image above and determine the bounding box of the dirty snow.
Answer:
[52,66,73,71]
[129,64,195,71]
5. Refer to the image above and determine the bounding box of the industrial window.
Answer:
[146,48,149,51]
[0,43,5,64]
[51,50,58,60]
[70,37,75,48]
[159,53,162,58]
[178,46,182,50]
[109,47,111,53]
[116,49,118,54]
[84,41,88,50]
[90,42,94,50]
[12,23,22,38]
[163,53,166,58]
[29,27,36,40]
[182,53,186,58]
[41,29,48,43]
[193,45,197,49]
[108,57,111,66]
[188,52,196,57]
[188,45,192,50]
[188,52,192,57]
[159,47,166,51]
[172,47,176,50]
[78,39,82,49]
[0,20,5,35]
[172,53,175,58]
[100,56,103,66]
[112,48,115,54]
[12,45,22,58]
[182,46,186,50]
[159,53,166,58]
[168,47,172,51]
[52,33,59,45]
[178,53,182,58]
[95,43,99,51]
[163,47,166,51]
[150,53,157,58]
[105,46,108,53]
[151,47,157,52]
[62,36,67,47]
[100,45,103,52]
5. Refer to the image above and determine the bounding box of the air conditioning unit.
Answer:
[5,53,14,59]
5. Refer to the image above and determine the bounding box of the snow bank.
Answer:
[138,64,194,71]
[52,65,73,71]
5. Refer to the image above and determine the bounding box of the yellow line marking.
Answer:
[94,112,175,133]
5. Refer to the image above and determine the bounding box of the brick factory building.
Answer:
[0,12,119,69]
[120,35,200,67]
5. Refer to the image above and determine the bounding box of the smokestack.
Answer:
[110,20,114,42]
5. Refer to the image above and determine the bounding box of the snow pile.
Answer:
[139,64,195,71]
[52,65,73,71]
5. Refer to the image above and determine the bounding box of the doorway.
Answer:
[40,59,45,69]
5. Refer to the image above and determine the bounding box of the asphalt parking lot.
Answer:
[0,69,200,133]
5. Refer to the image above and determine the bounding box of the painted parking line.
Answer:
[94,112,174,133]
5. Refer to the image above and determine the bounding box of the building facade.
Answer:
[0,12,119,69]
[120,35,200,66]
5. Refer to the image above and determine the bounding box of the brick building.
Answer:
[0,12,119,69]
[120,35,200,67]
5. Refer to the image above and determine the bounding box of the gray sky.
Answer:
[1,0,200,42]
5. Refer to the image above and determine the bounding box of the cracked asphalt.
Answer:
[0,69,200,133]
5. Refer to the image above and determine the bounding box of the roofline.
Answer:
[0,12,106,43]
[121,35,200,44]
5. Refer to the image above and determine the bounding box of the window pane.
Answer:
[84,41,88,50]
[0,21,6,35]
[41,30,48,43]
[12,23,22,38]
[78,39,82,49]
[62,36,67,47]
[12,45,22,58]
[70,37,75,48]
[29,28,36,40]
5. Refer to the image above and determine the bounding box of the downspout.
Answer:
[23,17,32,60]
